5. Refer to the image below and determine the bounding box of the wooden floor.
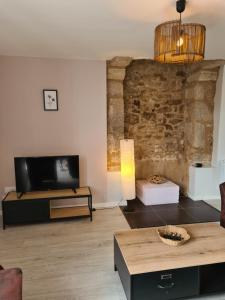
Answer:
[0,208,129,300]
[0,206,225,300]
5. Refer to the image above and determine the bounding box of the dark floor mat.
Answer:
[120,197,220,229]
[124,211,166,228]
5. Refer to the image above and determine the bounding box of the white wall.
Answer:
[0,56,107,204]
[106,171,122,205]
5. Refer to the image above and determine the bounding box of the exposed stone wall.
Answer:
[107,56,132,171]
[107,57,222,193]
[124,60,187,189]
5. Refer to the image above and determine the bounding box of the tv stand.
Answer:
[2,187,93,229]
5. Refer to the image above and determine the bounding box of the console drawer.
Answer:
[132,267,199,300]
[3,199,49,224]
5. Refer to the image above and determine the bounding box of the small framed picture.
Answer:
[43,90,58,111]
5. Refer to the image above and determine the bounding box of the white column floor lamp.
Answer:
[120,139,136,212]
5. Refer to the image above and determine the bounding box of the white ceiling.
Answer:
[0,0,225,60]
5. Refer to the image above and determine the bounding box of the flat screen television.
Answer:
[14,155,79,194]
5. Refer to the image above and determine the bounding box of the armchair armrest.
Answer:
[0,268,22,300]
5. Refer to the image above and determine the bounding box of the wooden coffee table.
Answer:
[114,223,225,300]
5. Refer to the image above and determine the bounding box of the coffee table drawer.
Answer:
[132,267,199,300]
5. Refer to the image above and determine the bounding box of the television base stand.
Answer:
[2,187,93,229]
[17,192,24,199]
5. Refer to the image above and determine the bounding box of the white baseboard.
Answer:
[94,200,126,209]
[202,196,220,201]
[4,186,16,194]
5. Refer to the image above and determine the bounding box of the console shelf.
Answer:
[2,187,93,229]
[50,206,90,219]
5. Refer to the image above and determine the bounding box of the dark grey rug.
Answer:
[120,196,220,229]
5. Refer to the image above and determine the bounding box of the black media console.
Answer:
[2,187,92,229]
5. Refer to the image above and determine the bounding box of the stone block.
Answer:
[200,61,224,70]
[108,56,132,68]
[193,83,205,101]
[193,101,212,122]
[108,112,124,133]
[107,156,120,171]
[107,80,123,98]
[107,68,126,81]
[107,134,116,148]
[193,83,216,101]
[108,97,124,117]
[126,113,139,125]
[202,70,217,81]
[187,70,218,83]
[193,123,205,148]
[185,87,194,100]
[170,118,183,125]
[107,133,122,171]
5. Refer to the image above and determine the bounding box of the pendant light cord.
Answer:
[178,12,182,51]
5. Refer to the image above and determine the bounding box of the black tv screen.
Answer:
[14,155,79,193]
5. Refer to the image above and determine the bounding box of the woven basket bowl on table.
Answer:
[157,225,190,246]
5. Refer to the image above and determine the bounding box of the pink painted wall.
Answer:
[0,56,107,203]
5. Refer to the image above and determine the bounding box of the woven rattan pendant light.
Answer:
[154,0,206,63]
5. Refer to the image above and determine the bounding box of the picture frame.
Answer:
[43,89,58,111]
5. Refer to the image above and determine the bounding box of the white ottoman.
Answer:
[136,180,179,205]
